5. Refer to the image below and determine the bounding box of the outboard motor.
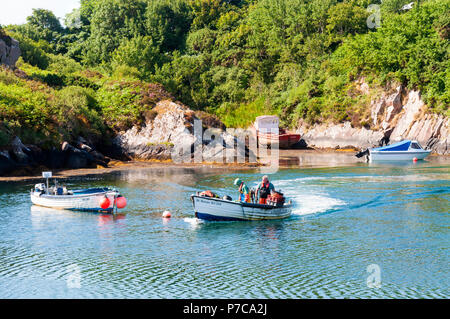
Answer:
[355,149,369,158]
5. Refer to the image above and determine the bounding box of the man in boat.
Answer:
[234,178,251,203]
[256,175,275,204]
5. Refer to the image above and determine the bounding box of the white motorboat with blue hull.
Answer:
[368,140,431,162]
[31,187,120,213]
[30,172,127,213]
[191,195,292,221]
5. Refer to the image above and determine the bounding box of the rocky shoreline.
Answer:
[1,37,448,178]
[1,148,448,182]
[0,99,257,177]
[297,84,449,155]
[0,136,111,176]
[1,91,449,177]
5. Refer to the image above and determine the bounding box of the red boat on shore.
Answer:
[253,115,301,149]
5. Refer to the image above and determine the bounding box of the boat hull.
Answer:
[30,190,119,213]
[192,195,292,221]
[369,150,431,161]
[257,132,301,149]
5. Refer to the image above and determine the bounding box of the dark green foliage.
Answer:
[111,35,162,78]
[0,0,448,149]
[0,25,12,46]
[24,8,63,43]
[145,0,193,52]
[331,0,449,114]
[85,0,147,65]
[50,86,105,143]
[96,80,173,131]
[9,33,50,69]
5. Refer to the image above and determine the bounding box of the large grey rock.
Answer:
[0,37,21,68]
[297,121,385,150]
[62,141,108,168]
[114,100,252,163]
[370,85,403,129]
[47,148,67,169]
[0,150,18,175]
[370,98,385,126]
[11,136,31,164]
[389,90,424,141]
[388,90,450,154]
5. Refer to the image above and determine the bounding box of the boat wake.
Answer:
[272,178,346,216]
[289,193,346,216]
[183,217,204,228]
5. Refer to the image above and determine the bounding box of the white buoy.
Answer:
[162,211,171,218]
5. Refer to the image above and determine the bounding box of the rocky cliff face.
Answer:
[0,136,110,176]
[114,100,252,163]
[297,84,449,155]
[0,36,21,68]
[0,98,252,176]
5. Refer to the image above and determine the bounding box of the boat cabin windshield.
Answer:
[410,142,423,150]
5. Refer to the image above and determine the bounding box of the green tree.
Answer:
[63,0,101,61]
[112,36,162,78]
[326,3,368,37]
[24,8,63,43]
[145,0,193,52]
[189,0,224,30]
[85,0,147,65]
[187,27,217,53]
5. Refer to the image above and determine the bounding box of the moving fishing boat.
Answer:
[356,140,431,162]
[30,172,127,213]
[253,115,301,149]
[191,191,292,221]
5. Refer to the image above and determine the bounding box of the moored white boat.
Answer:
[368,140,431,162]
[31,187,121,212]
[30,172,127,213]
[191,195,292,221]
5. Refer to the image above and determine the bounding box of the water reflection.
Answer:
[97,213,126,226]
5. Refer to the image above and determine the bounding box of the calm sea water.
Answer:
[0,160,448,298]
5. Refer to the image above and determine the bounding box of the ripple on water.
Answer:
[0,164,448,298]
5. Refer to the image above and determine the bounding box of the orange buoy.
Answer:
[413,157,418,162]
[115,196,127,209]
[100,197,111,209]
[162,211,171,218]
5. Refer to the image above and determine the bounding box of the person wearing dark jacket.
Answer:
[256,175,275,204]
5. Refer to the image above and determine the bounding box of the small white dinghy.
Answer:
[368,140,431,162]
[191,192,292,221]
[30,172,127,213]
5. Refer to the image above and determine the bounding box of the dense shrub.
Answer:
[0,0,447,150]
[96,80,173,130]
[50,86,105,143]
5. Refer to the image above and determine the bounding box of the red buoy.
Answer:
[162,211,171,218]
[413,157,418,162]
[100,197,111,209]
[115,196,127,209]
